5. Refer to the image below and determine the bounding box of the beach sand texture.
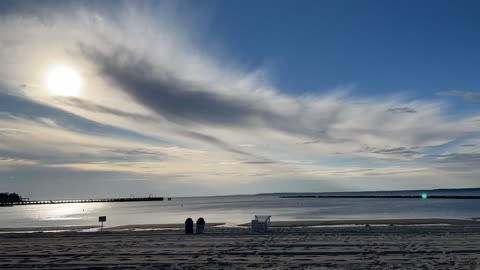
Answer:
[0,220,479,269]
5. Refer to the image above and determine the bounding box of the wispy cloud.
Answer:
[386,107,417,113]
[439,90,480,102]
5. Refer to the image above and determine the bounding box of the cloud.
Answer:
[2,3,475,150]
[0,115,184,169]
[0,129,28,136]
[462,144,477,147]
[372,147,419,155]
[371,147,422,159]
[81,45,268,127]
[78,44,474,152]
[0,156,37,170]
[439,90,480,102]
[386,107,417,113]
[55,97,158,121]
[107,148,163,156]
[242,160,278,164]
[433,152,480,164]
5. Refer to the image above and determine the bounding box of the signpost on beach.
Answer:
[99,216,107,231]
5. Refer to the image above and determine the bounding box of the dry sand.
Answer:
[0,219,479,269]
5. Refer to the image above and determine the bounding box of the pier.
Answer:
[0,196,167,207]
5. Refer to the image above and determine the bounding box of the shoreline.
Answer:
[1,218,478,234]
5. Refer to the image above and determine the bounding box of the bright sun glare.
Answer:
[47,65,83,97]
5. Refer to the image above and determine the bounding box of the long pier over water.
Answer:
[0,196,168,207]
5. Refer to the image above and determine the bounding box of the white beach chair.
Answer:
[251,215,271,233]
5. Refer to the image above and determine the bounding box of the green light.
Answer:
[421,193,428,199]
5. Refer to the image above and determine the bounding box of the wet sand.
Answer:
[0,219,479,269]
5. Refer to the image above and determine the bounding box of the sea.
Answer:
[1,189,479,229]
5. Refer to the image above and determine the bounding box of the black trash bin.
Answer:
[185,218,194,234]
[196,217,205,234]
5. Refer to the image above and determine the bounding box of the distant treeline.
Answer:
[0,193,22,203]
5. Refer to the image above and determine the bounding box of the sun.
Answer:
[47,65,83,97]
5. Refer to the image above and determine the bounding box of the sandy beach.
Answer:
[0,219,479,269]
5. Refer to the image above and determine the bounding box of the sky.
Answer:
[0,0,480,199]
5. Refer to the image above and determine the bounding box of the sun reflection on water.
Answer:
[32,203,106,221]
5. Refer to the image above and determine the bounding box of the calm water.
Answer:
[1,194,479,228]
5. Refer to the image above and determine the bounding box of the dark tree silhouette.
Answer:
[0,193,22,203]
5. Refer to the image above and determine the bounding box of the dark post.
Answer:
[185,218,194,234]
[196,217,205,234]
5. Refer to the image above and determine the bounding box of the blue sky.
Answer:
[210,0,480,99]
[0,0,479,199]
